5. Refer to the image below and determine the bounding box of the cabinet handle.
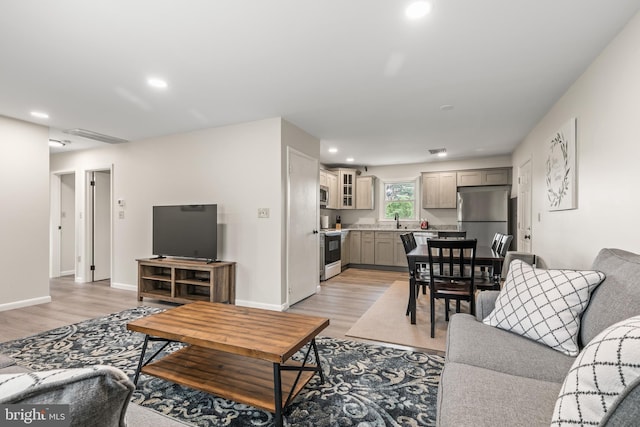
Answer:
[524,234,531,239]
[313,230,319,234]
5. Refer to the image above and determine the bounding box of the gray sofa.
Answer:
[0,355,191,426]
[437,248,640,426]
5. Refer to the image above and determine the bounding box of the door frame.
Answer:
[49,169,76,278]
[285,147,320,308]
[517,158,533,252]
[84,165,114,283]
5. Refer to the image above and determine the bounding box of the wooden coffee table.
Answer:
[127,302,329,427]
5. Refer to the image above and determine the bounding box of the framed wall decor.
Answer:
[545,118,577,211]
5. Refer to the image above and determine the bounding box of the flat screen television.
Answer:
[152,204,217,261]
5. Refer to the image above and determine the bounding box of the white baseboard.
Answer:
[110,282,137,292]
[60,270,75,277]
[235,299,287,312]
[0,296,52,313]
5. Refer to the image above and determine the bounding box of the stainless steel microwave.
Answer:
[320,185,328,206]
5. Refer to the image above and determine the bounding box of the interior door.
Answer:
[518,159,532,252]
[287,148,319,304]
[91,170,111,281]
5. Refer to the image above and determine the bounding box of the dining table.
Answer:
[406,243,504,325]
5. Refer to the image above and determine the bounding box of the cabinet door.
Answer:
[326,172,339,209]
[422,173,440,208]
[394,234,408,267]
[340,232,350,266]
[349,231,361,264]
[374,232,395,266]
[361,232,375,264]
[319,170,327,187]
[339,170,356,209]
[355,176,374,209]
[482,169,510,185]
[439,172,458,208]
[457,170,482,187]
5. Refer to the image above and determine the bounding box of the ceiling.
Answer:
[1,1,639,166]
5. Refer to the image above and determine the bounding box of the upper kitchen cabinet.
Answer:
[457,168,511,187]
[422,172,457,209]
[319,169,328,187]
[319,169,340,209]
[336,168,359,209]
[326,170,339,209]
[355,176,375,210]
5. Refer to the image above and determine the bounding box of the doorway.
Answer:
[287,148,319,305]
[59,173,76,276]
[517,159,533,252]
[87,169,111,282]
[50,172,77,278]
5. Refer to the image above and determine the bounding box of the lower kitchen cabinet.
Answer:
[394,234,408,267]
[349,231,361,264]
[342,230,410,269]
[340,231,350,267]
[361,231,375,264]
[374,232,395,266]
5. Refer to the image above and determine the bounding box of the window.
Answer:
[383,180,417,220]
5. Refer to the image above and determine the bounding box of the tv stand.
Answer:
[137,258,236,304]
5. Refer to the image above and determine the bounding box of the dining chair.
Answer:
[426,238,477,338]
[491,232,503,251]
[496,234,514,256]
[401,233,428,316]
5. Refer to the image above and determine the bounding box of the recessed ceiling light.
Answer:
[405,1,432,20]
[437,152,447,158]
[147,78,168,89]
[328,147,338,154]
[30,111,49,119]
[440,104,454,111]
[346,157,355,163]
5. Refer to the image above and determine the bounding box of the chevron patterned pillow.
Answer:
[483,260,605,356]
[551,315,640,426]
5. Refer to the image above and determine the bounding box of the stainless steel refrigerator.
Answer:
[457,186,509,248]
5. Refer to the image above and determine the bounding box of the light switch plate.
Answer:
[258,208,269,218]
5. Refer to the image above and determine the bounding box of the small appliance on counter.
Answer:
[320,215,329,229]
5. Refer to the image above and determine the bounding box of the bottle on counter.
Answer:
[336,215,341,230]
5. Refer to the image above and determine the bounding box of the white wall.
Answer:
[0,116,50,310]
[333,155,512,227]
[512,12,640,269]
[50,117,292,308]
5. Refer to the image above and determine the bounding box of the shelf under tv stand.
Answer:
[137,258,236,305]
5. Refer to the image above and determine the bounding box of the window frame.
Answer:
[379,177,419,221]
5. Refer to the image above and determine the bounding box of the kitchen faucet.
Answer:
[394,213,400,229]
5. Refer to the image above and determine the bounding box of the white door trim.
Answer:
[517,158,533,252]
[49,169,76,279]
[84,165,114,283]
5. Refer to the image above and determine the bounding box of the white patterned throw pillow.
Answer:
[551,315,640,426]
[483,260,605,356]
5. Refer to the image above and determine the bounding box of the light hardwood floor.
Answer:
[0,268,417,350]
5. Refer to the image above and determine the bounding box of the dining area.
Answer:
[400,231,512,337]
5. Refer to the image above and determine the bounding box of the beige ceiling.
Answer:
[1,0,639,166]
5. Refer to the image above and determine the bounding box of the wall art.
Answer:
[546,118,577,211]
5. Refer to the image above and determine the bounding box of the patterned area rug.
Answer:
[0,307,444,426]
